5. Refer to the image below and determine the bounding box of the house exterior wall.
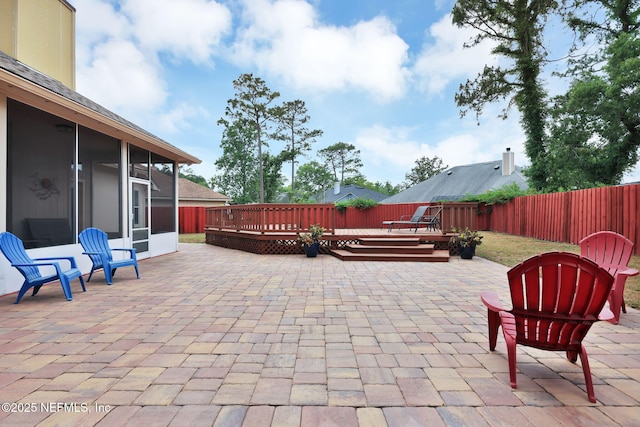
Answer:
[0,0,195,299]
[0,95,7,232]
[0,0,75,89]
[92,163,120,233]
[0,97,181,299]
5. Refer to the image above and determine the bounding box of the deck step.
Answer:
[358,237,421,246]
[343,244,435,254]
[330,249,450,262]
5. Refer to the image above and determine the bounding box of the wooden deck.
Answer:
[204,227,455,260]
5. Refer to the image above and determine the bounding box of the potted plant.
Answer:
[298,224,325,257]
[450,227,483,259]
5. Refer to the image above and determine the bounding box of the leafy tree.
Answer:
[546,0,640,190]
[212,119,259,204]
[318,142,364,183]
[343,175,401,196]
[294,161,334,202]
[261,152,286,203]
[403,155,448,187]
[272,100,323,194]
[342,173,368,187]
[452,0,557,190]
[219,73,280,203]
[373,181,402,196]
[178,166,209,188]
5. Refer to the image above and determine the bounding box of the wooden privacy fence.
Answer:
[481,183,640,255]
[179,207,207,234]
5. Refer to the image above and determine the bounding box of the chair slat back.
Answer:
[78,228,113,264]
[507,252,613,350]
[409,206,428,222]
[0,232,43,281]
[580,231,634,277]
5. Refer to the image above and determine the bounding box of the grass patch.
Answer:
[179,233,205,243]
[477,231,640,310]
[178,230,640,310]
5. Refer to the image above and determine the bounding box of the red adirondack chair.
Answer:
[481,252,614,403]
[580,231,639,324]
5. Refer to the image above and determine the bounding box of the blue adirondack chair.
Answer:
[0,231,86,304]
[78,228,140,285]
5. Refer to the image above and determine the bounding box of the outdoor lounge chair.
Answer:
[0,231,86,303]
[579,231,639,324]
[79,227,140,285]
[481,251,614,403]
[382,205,442,232]
[25,218,74,247]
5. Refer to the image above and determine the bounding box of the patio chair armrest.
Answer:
[111,248,136,255]
[481,291,507,313]
[11,261,56,268]
[82,251,112,264]
[13,260,65,274]
[598,306,615,322]
[33,256,78,268]
[618,267,639,277]
[111,248,137,260]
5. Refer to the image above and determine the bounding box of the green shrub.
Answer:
[350,198,378,209]
[335,201,349,212]
[460,183,534,205]
[335,198,378,212]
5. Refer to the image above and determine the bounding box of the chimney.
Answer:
[502,147,515,176]
[334,182,340,195]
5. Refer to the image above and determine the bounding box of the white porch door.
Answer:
[130,180,150,254]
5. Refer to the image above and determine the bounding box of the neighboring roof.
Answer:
[0,50,200,165]
[382,160,529,204]
[179,178,230,203]
[322,184,388,203]
[149,167,174,200]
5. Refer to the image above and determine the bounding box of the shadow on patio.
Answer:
[0,243,639,426]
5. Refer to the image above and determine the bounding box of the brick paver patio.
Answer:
[0,243,639,426]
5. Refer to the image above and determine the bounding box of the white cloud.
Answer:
[122,0,232,64]
[74,0,230,130]
[355,125,423,171]
[352,106,527,184]
[623,163,640,184]
[413,14,498,96]
[157,103,210,134]
[75,0,131,44]
[354,125,489,183]
[77,39,168,117]
[230,0,410,102]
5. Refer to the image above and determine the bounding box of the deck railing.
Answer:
[205,202,479,235]
[206,204,336,234]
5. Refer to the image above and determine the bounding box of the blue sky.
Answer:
[72,0,640,188]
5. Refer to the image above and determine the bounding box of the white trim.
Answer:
[0,94,7,232]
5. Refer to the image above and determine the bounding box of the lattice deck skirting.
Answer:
[205,229,454,255]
